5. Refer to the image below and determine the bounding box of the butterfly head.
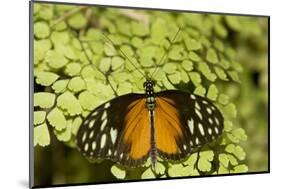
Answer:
[143,80,155,94]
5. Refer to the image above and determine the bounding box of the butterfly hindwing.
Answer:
[76,93,150,167]
[155,90,224,161]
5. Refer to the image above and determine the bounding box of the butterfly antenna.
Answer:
[151,27,183,79]
[101,32,147,79]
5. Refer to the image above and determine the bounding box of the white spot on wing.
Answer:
[208,118,213,124]
[120,153,123,159]
[100,134,107,149]
[89,120,95,128]
[195,109,203,120]
[82,132,87,142]
[100,119,108,131]
[188,119,194,134]
[208,128,212,134]
[101,111,107,121]
[202,100,208,104]
[89,130,94,138]
[84,143,89,151]
[195,137,200,144]
[198,123,205,136]
[183,145,187,150]
[215,127,219,134]
[92,141,96,150]
[195,102,201,110]
[104,102,110,109]
[215,117,219,125]
[190,94,196,99]
[108,149,112,155]
[110,128,117,144]
[207,107,212,114]
[190,140,193,146]
[92,112,97,116]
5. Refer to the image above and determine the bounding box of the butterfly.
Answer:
[76,28,224,169]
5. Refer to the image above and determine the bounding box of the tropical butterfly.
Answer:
[76,28,224,169]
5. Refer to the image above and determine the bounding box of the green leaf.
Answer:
[182,60,193,71]
[168,46,186,61]
[141,167,156,179]
[223,103,237,118]
[36,71,59,86]
[155,162,166,175]
[225,16,241,31]
[71,116,83,135]
[227,70,240,82]
[85,28,103,41]
[111,56,124,70]
[206,48,219,64]
[46,50,68,69]
[68,77,86,93]
[219,153,229,168]
[78,91,101,111]
[168,163,185,177]
[197,62,217,82]
[189,72,201,87]
[198,150,214,172]
[184,36,202,51]
[214,66,228,81]
[231,164,248,173]
[163,63,177,74]
[38,5,54,21]
[51,31,70,45]
[34,39,52,62]
[180,69,190,83]
[34,92,56,109]
[168,72,181,84]
[188,51,201,62]
[68,13,87,29]
[54,120,72,142]
[34,22,50,39]
[52,79,69,93]
[194,86,206,96]
[225,144,246,160]
[65,62,82,77]
[151,18,168,45]
[34,123,50,147]
[57,91,82,116]
[99,58,111,73]
[34,111,46,125]
[218,94,229,105]
[47,107,67,131]
[224,120,233,132]
[131,37,143,48]
[111,165,126,179]
[104,43,116,56]
[207,84,218,101]
[131,22,149,37]
[232,128,248,141]
[214,23,228,38]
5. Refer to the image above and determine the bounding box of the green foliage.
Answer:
[32,2,268,182]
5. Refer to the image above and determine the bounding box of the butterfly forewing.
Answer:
[76,93,150,167]
[155,90,224,161]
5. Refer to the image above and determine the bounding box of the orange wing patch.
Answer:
[154,97,183,154]
[122,99,150,160]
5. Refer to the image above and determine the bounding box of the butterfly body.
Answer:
[76,79,224,169]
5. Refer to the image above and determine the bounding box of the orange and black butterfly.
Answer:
[76,28,224,169]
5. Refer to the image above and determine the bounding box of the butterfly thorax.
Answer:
[143,80,156,111]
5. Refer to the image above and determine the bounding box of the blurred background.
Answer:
[33,2,268,186]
